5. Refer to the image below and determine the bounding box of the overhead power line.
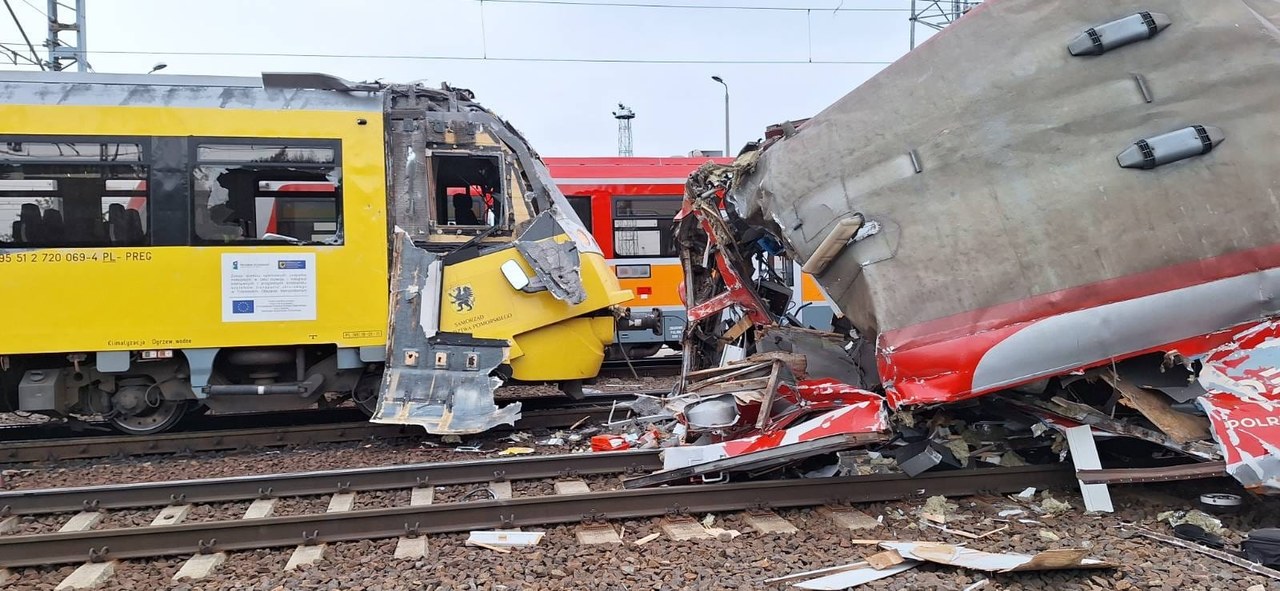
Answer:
[1,0,42,69]
[71,48,894,66]
[476,0,911,12]
[15,0,44,18]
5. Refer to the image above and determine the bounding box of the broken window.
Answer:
[430,153,504,228]
[612,196,680,258]
[0,140,149,247]
[191,141,342,245]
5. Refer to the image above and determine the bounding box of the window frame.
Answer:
[189,137,344,247]
[0,134,154,249]
[427,149,509,232]
[610,195,682,259]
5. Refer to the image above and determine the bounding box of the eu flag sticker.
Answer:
[231,300,255,314]
[278,260,307,270]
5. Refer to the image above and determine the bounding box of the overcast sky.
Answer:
[2,0,948,157]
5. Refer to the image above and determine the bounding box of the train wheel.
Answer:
[353,372,382,417]
[560,379,585,401]
[108,398,189,435]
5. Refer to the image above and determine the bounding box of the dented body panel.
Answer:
[729,0,1280,406]
[372,84,630,433]
[1197,321,1280,493]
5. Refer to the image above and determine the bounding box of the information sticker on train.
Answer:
[221,253,317,322]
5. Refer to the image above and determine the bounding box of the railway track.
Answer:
[0,392,649,464]
[0,451,1072,569]
[600,355,682,377]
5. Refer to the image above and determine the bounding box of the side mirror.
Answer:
[500,259,530,291]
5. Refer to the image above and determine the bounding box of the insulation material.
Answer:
[1195,320,1280,494]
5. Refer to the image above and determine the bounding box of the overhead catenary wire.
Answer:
[1,0,41,69]
[14,0,43,18]
[61,48,893,65]
[0,0,910,70]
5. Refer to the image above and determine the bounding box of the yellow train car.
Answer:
[0,71,630,434]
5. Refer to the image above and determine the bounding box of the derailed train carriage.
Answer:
[0,71,630,434]
[670,0,1280,495]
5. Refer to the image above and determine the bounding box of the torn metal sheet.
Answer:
[513,236,585,304]
[623,432,884,489]
[372,230,521,434]
[1195,320,1280,493]
[466,530,545,547]
[632,389,888,487]
[880,542,1115,572]
[791,561,921,590]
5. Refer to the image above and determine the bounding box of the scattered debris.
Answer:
[865,549,905,570]
[1198,492,1243,514]
[1172,523,1224,550]
[590,435,630,452]
[465,531,545,548]
[1242,529,1280,568]
[466,541,511,554]
[765,561,871,585]
[1039,530,1061,542]
[881,542,1114,572]
[931,524,1007,540]
[1156,509,1225,535]
[997,509,1025,518]
[790,561,920,590]
[919,496,958,524]
[1039,494,1073,515]
[776,541,1113,588]
[497,447,535,456]
[1016,487,1037,500]
[1135,528,1280,581]
[633,533,661,546]
[622,402,887,489]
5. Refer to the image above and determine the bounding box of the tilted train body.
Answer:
[679,0,1280,491]
[733,0,1280,406]
[0,71,630,434]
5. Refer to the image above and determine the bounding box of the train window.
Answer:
[0,140,149,248]
[612,197,681,258]
[192,141,342,245]
[431,153,504,229]
[566,196,593,233]
[0,141,143,162]
[196,145,335,164]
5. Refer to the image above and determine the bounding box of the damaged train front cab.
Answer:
[373,82,631,433]
[717,0,1280,491]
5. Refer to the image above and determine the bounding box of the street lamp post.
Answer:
[711,75,729,157]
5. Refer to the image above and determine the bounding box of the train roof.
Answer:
[545,156,733,187]
[0,70,388,112]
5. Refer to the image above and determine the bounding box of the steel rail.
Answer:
[0,449,665,515]
[1076,461,1227,485]
[0,397,636,464]
[0,464,1072,567]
